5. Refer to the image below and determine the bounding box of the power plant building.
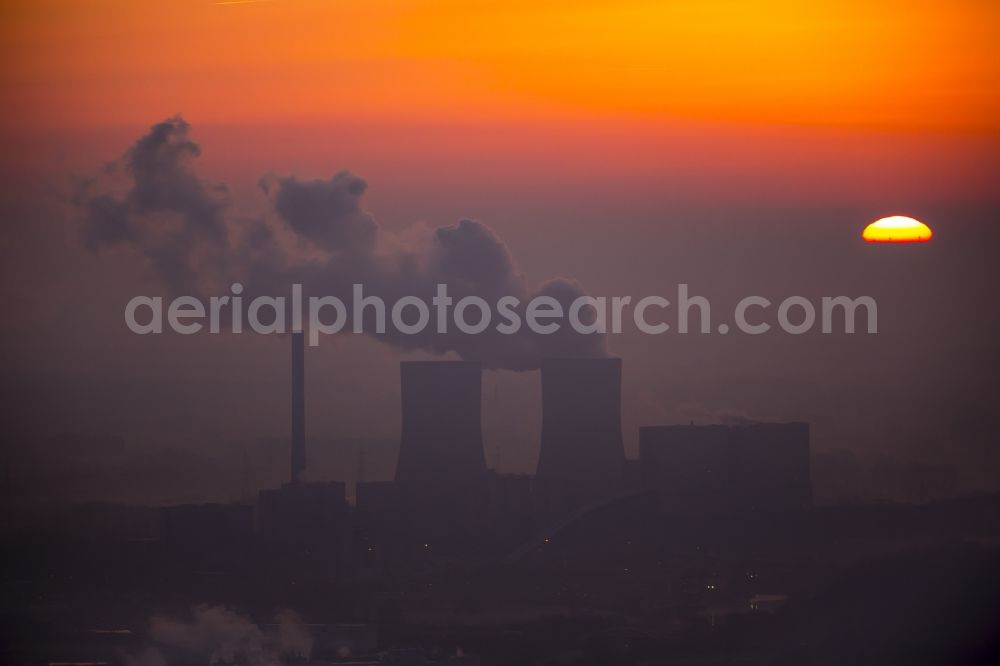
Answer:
[639,422,811,518]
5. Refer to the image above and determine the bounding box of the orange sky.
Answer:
[2,2,1000,483]
[2,0,998,132]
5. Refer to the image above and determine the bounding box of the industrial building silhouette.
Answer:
[640,423,811,518]
[38,337,1000,666]
[161,334,811,566]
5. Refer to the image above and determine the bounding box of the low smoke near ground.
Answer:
[126,605,312,666]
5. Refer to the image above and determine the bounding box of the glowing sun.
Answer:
[862,215,933,243]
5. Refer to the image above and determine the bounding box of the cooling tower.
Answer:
[535,357,625,508]
[291,330,305,483]
[394,361,486,491]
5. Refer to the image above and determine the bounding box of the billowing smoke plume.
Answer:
[77,116,605,370]
[77,118,230,296]
[126,604,312,666]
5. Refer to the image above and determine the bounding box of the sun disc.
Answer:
[862,216,932,243]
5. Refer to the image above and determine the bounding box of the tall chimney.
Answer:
[535,357,625,509]
[395,361,486,493]
[291,330,306,483]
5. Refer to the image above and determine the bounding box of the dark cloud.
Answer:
[433,218,517,288]
[78,116,229,294]
[76,116,605,370]
[262,171,377,255]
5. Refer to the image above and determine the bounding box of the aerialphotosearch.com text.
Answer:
[124,283,878,345]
